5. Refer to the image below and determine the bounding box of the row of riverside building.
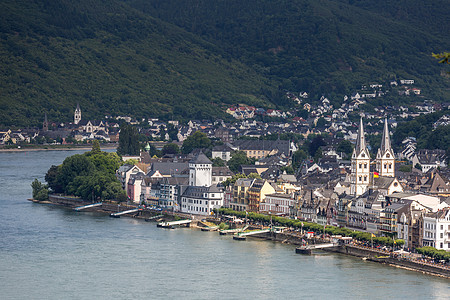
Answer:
[117,118,450,252]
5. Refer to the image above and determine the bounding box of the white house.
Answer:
[422,208,450,250]
[117,164,143,191]
[180,185,223,215]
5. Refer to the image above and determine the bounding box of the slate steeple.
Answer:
[376,118,395,177]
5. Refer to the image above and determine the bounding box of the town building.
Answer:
[422,208,450,250]
[180,185,223,215]
[247,179,276,212]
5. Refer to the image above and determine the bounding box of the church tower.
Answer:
[74,103,81,125]
[43,113,48,132]
[376,118,395,177]
[189,152,212,187]
[351,118,371,196]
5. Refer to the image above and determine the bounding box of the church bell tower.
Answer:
[351,118,371,196]
[74,103,81,125]
[376,118,395,177]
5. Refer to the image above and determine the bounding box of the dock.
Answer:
[157,219,192,229]
[74,202,103,211]
[219,225,249,235]
[109,208,142,218]
[295,243,338,255]
[232,228,271,240]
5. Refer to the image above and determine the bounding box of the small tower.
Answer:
[74,103,81,125]
[351,118,371,196]
[189,152,212,187]
[376,118,395,177]
[43,113,49,132]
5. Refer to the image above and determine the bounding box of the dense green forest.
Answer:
[0,0,274,126]
[0,0,449,126]
[127,0,450,103]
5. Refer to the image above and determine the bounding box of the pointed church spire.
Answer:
[380,118,392,153]
[355,117,366,154]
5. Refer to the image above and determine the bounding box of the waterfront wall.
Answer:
[251,231,450,278]
[330,245,450,278]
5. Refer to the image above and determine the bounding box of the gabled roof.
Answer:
[212,167,233,177]
[189,152,212,164]
[373,176,396,189]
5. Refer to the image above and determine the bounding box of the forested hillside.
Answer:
[128,0,450,103]
[0,0,449,127]
[0,0,274,126]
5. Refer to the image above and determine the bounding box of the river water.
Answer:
[0,150,448,299]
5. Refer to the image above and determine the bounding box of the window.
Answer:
[440,243,443,249]
[364,164,367,169]
[364,176,367,182]
[359,164,362,169]
[389,164,392,169]
[359,176,362,182]
[386,153,390,158]
[440,233,443,239]
[441,225,443,230]
[362,153,365,157]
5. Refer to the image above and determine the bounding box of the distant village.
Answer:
[1,79,450,253]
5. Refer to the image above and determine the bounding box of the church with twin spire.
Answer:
[351,117,401,196]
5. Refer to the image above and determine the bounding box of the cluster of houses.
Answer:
[225,105,289,119]
[116,117,450,252]
[0,104,120,145]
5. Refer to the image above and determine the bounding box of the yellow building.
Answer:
[230,178,255,211]
[247,179,276,212]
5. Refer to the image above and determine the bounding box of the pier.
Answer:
[233,228,271,240]
[219,225,249,235]
[157,219,192,228]
[109,208,142,218]
[74,202,103,211]
[296,243,339,255]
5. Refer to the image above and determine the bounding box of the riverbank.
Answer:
[250,231,450,279]
[33,195,450,279]
[0,144,117,152]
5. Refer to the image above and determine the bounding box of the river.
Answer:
[0,150,448,299]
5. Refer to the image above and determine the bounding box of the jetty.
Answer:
[74,202,103,211]
[295,243,339,255]
[157,219,192,229]
[233,228,271,241]
[219,225,249,235]
[109,208,142,218]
